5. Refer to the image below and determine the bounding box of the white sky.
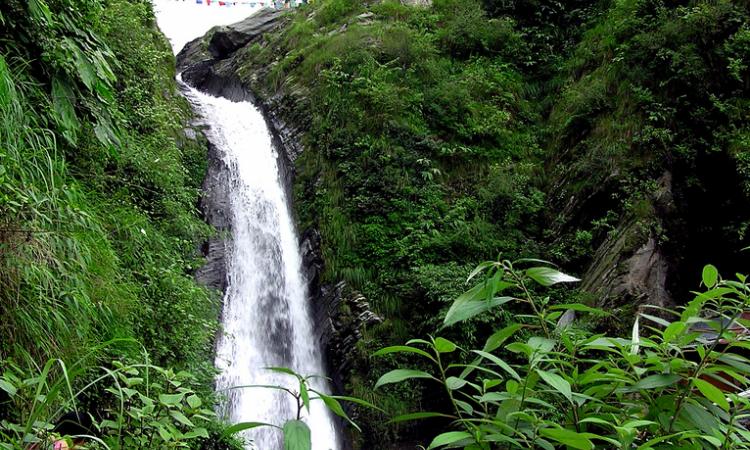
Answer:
[152,0,262,54]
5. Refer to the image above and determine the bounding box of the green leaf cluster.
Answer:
[377,262,750,449]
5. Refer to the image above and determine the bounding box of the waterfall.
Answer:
[180,81,339,450]
[153,5,340,449]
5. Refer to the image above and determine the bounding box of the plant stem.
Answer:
[435,349,472,439]
[668,310,738,433]
[509,268,550,339]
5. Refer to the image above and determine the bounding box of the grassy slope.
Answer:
[546,0,750,299]
[233,0,556,444]
[232,0,749,446]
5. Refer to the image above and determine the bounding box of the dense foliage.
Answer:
[379,262,750,449]
[0,0,239,447]
[231,0,750,446]
[2,0,749,447]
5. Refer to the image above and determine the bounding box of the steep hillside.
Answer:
[0,0,241,447]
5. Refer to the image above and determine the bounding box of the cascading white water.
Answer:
[178,83,339,450]
[152,5,340,449]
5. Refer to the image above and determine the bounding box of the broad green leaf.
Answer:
[186,394,201,409]
[427,431,473,449]
[483,324,523,352]
[373,346,434,361]
[639,313,671,328]
[224,421,275,435]
[183,427,209,439]
[283,420,311,450]
[52,78,79,144]
[445,376,467,390]
[375,369,435,388]
[316,393,360,431]
[466,261,495,283]
[156,425,172,441]
[443,288,513,328]
[693,378,729,411]
[0,379,16,397]
[265,367,300,378]
[621,420,657,429]
[93,119,120,150]
[718,354,750,373]
[536,369,572,403]
[472,350,521,380]
[29,0,52,23]
[578,417,613,427]
[538,428,593,450]
[159,393,185,406]
[702,264,719,288]
[454,399,474,414]
[621,374,681,392]
[681,402,721,434]
[533,438,556,450]
[434,337,457,353]
[636,431,701,448]
[388,412,455,423]
[169,411,194,427]
[69,41,97,90]
[526,267,580,286]
[482,433,521,446]
[662,321,686,342]
[528,336,555,353]
[300,380,310,412]
[327,395,385,413]
[701,435,722,447]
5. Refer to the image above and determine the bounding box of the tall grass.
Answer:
[1,0,218,402]
[0,54,124,367]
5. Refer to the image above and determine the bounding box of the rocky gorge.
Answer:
[178,9,381,410]
[178,2,750,445]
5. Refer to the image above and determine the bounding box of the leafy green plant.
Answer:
[221,367,380,450]
[0,352,240,450]
[376,260,750,449]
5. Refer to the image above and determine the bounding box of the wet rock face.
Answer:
[579,171,675,312]
[177,8,286,65]
[207,8,286,57]
[300,230,382,387]
[317,282,382,388]
[176,9,287,101]
[195,138,232,292]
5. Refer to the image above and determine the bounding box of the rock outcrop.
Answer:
[194,139,232,292]
[179,94,232,293]
[580,171,674,309]
[555,171,675,329]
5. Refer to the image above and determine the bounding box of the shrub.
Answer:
[377,260,750,449]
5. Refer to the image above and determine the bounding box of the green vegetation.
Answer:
[0,354,243,449]
[231,0,750,446]
[2,0,749,447]
[379,261,750,449]
[0,0,238,447]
